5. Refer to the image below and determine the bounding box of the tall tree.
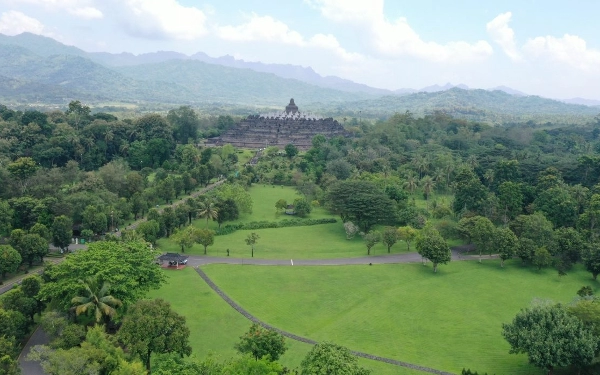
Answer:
[470,216,495,262]
[167,106,199,144]
[51,215,72,253]
[0,245,21,282]
[583,243,600,280]
[170,225,201,253]
[492,227,518,267]
[39,241,165,311]
[118,299,191,373]
[197,199,218,229]
[502,303,596,375]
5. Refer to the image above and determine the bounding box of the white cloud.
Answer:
[523,34,600,72]
[217,14,361,62]
[67,6,102,19]
[2,0,103,19]
[0,10,45,35]
[120,0,207,40]
[217,14,304,45]
[486,12,521,61]
[307,0,493,63]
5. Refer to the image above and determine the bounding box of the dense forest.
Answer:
[3,100,600,374]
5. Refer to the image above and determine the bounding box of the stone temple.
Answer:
[206,99,349,149]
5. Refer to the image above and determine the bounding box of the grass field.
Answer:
[149,267,430,375]
[199,260,598,375]
[158,223,419,259]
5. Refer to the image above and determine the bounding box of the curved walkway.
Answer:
[194,267,455,375]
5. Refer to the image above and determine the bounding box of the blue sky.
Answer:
[1,0,599,99]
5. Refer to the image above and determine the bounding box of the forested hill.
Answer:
[317,88,600,124]
[0,42,374,107]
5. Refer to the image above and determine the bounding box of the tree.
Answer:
[213,198,238,228]
[71,276,122,324]
[583,243,600,280]
[39,241,165,312]
[215,183,253,214]
[502,303,596,374]
[7,156,38,194]
[136,220,160,245]
[30,223,51,242]
[382,227,399,253]
[168,106,199,144]
[420,175,435,207]
[196,228,215,255]
[234,323,287,361]
[533,247,552,271]
[497,181,523,223]
[20,233,49,266]
[118,299,191,373]
[492,227,518,267]
[343,221,359,240]
[397,226,417,251]
[326,180,395,232]
[275,199,287,213]
[362,231,381,255]
[293,198,312,218]
[245,232,259,258]
[416,228,451,273]
[516,237,536,265]
[170,225,201,253]
[197,199,218,228]
[284,143,298,158]
[470,216,495,262]
[300,342,370,375]
[0,245,21,282]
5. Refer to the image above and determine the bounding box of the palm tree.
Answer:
[420,176,436,209]
[71,277,122,324]
[403,173,418,195]
[197,199,219,228]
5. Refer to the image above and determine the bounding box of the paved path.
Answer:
[181,246,488,267]
[18,326,49,375]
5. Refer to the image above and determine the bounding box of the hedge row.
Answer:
[215,217,337,235]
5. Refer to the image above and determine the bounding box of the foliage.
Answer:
[583,243,600,280]
[293,198,312,218]
[381,226,399,253]
[362,230,381,255]
[533,247,553,271]
[0,245,21,281]
[343,221,359,240]
[326,180,395,232]
[300,342,370,375]
[234,323,287,361]
[39,241,164,311]
[492,227,518,267]
[118,298,192,372]
[170,225,202,253]
[71,276,122,324]
[51,215,72,252]
[197,228,216,255]
[502,303,596,374]
[397,226,417,252]
[416,227,451,273]
[214,183,253,214]
[245,232,259,258]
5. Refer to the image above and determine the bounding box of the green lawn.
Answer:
[148,267,431,374]
[200,261,597,375]
[158,223,417,259]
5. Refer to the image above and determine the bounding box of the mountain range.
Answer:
[0,32,598,123]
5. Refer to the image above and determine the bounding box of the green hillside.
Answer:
[114,60,373,106]
[319,88,599,123]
